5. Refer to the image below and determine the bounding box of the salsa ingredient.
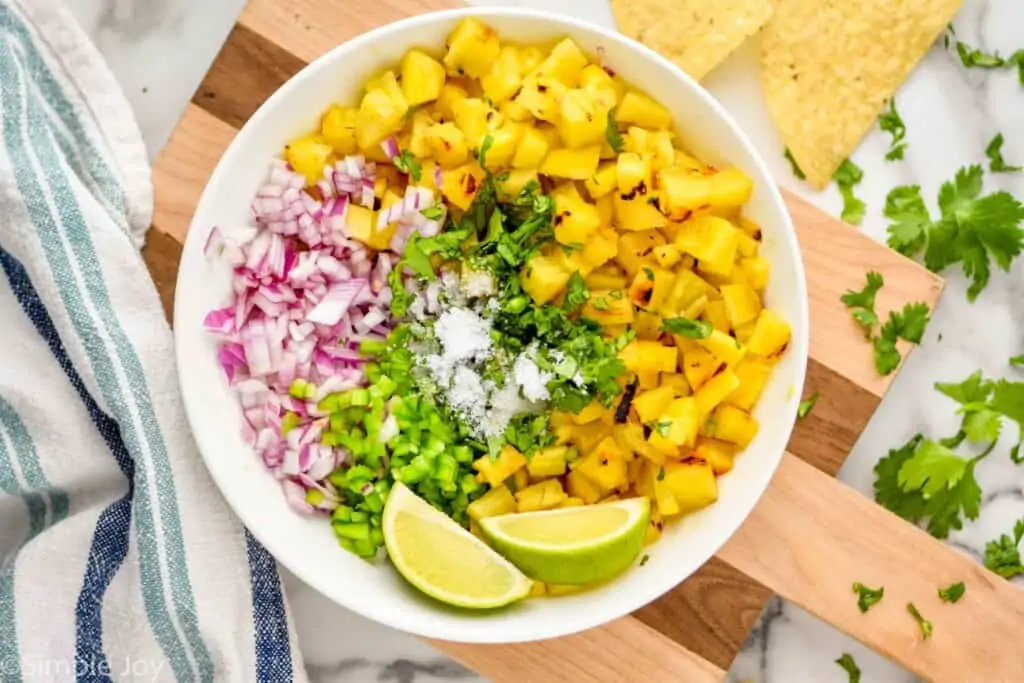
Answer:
[984,518,1024,579]
[937,581,965,603]
[841,271,930,375]
[906,602,932,639]
[878,98,907,161]
[852,581,884,613]
[834,159,866,226]
[985,133,1021,174]
[835,653,861,683]
[796,392,817,419]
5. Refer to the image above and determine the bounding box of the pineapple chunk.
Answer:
[407,110,435,158]
[617,153,653,194]
[727,358,773,411]
[552,183,601,245]
[585,161,618,198]
[703,299,731,333]
[472,446,528,487]
[576,227,619,273]
[515,75,567,122]
[560,497,586,508]
[400,49,446,106]
[572,401,606,425]
[496,169,539,197]
[736,230,760,258]
[434,82,468,120]
[566,470,602,504]
[746,309,792,359]
[481,122,523,169]
[443,17,501,78]
[682,347,724,390]
[527,446,569,479]
[658,168,712,219]
[574,437,628,495]
[696,329,746,368]
[452,98,501,148]
[512,127,550,169]
[662,269,717,316]
[674,215,741,275]
[501,99,534,123]
[694,438,737,475]
[521,253,572,305]
[511,467,530,492]
[658,397,700,447]
[660,372,691,396]
[619,340,676,373]
[517,45,545,75]
[694,369,741,419]
[616,91,671,129]
[720,283,763,328]
[615,230,665,279]
[627,266,673,311]
[614,193,668,231]
[467,485,517,521]
[662,461,718,513]
[425,122,469,168]
[540,146,601,180]
[515,479,569,512]
[738,257,771,291]
[637,370,660,389]
[634,310,662,340]
[582,289,635,325]
[481,46,523,104]
[708,167,754,211]
[585,265,629,291]
[285,135,333,186]
[579,64,620,103]
[343,204,375,246]
[711,405,759,447]
[569,421,609,455]
[356,81,408,149]
[534,38,589,87]
[439,161,486,210]
[558,89,609,149]
[633,386,676,424]
[320,106,358,155]
[615,422,666,465]
[644,461,680,517]
[653,244,682,269]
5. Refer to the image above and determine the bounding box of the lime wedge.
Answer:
[383,482,532,609]
[479,497,651,586]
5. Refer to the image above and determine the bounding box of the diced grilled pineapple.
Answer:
[657,397,699,447]
[495,169,538,197]
[400,49,446,106]
[633,385,675,423]
[585,161,618,198]
[439,161,486,210]
[738,256,771,291]
[696,328,746,368]
[425,122,469,168]
[585,265,629,291]
[616,91,671,129]
[746,309,791,359]
[467,485,517,521]
[694,369,741,419]
[627,266,673,311]
[527,446,569,479]
[614,192,668,231]
[708,167,754,211]
[539,146,601,180]
[727,358,773,411]
[658,168,712,219]
[512,127,550,169]
[615,230,665,279]
[682,346,723,390]
[520,253,572,305]
[662,461,718,513]
[617,152,653,194]
[515,75,568,122]
[674,215,741,275]
[711,405,759,447]
[472,446,528,487]
[558,89,608,149]
[566,469,602,504]
[285,135,334,185]
[515,479,568,512]
[653,244,682,269]
[619,340,676,373]
[434,82,468,120]
[481,46,523,104]
[582,289,635,325]
[533,38,589,87]
[720,283,763,328]
[452,98,501,148]
[576,227,619,273]
[481,122,523,169]
[552,183,601,245]
[574,437,628,494]
[320,106,358,155]
[443,17,501,78]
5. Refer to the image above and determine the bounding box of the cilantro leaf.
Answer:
[852,582,884,613]
[400,235,437,279]
[421,199,445,221]
[986,133,1022,173]
[935,370,994,404]
[392,149,422,182]
[957,42,1006,68]
[990,380,1024,462]
[835,654,861,683]
[477,134,494,168]
[834,159,866,225]
[606,109,625,154]
[874,434,982,538]
[984,518,1024,578]
[884,185,932,257]
[879,99,908,161]
[387,266,415,318]
[784,147,806,180]
[938,581,965,603]
[563,272,589,312]
[1011,355,1024,367]
[882,302,930,344]
[661,317,713,339]
[1011,49,1024,85]
[797,392,818,419]
[936,371,1001,445]
[906,602,933,639]
[873,335,902,375]
[841,271,884,335]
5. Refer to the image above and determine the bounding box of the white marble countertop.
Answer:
[61,0,1024,680]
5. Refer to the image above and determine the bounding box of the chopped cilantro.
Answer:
[477,134,494,168]
[392,149,422,182]
[421,199,445,220]
[935,371,1024,461]
[906,602,932,639]
[852,582,884,613]
[591,297,610,311]
[656,465,666,480]
[984,518,1024,579]
[938,581,965,603]
[606,109,625,154]
[387,266,415,318]
[643,267,655,281]
[841,271,884,334]
[879,99,908,161]
[797,392,818,419]
[956,41,1009,68]
[639,554,650,566]
[873,434,982,539]
[783,147,806,180]
[834,159,866,225]
[655,420,671,439]
[564,272,590,312]
[504,413,555,457]
[1011,355,1024,367]
[835,654,861,683]
[661,317,712,339]
[986,133,1021,173]
[609,289,624,299]
[884,166,1024,301]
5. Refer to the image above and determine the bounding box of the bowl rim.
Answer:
[175,5,809,643]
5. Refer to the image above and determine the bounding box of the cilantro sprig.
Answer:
[661,317,712,339]
[986,133,1021,173]
[954,41,1024,84]
[884,166,1024,301]
[834,159,866,226]
[852,582,884,613]
[879,99,908,161]
[906,602,933,639]
[841,272,930,375]
[783,147,806,180]
[984,518,1024,579]
[606,109,625,154]
[835,654,861,683]
[797,392,818,419]
[938,581,966,603]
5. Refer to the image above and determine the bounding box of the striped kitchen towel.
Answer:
[0,0,306,681]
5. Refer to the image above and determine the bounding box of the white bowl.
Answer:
[174,7,809,644]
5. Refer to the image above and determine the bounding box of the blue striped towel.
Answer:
[0,1,305,680]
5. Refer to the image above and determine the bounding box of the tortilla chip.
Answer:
[612,0,774,82]
[762,0,963,189]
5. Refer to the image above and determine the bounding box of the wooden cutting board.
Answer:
[145,1,1024,680]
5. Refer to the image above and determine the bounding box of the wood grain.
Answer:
[720,454,1024,682]
[429,617,727,683]
[148,1,957,679]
